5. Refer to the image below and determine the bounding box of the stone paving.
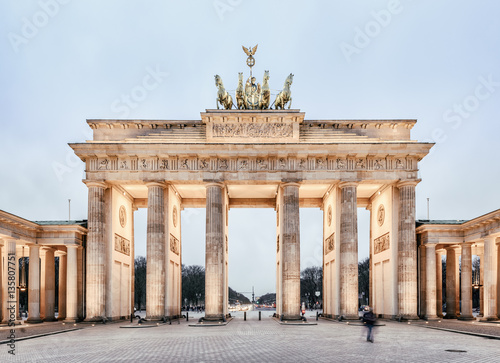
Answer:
[2,311,499,362]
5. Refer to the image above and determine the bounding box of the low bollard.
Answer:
[244,311,246,321]
[259,311,261,321]
[186,312,189,322]
[316,311,319,321]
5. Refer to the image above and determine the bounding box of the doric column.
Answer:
[43,248,56,321]
[27,245,42,323]
[57,251,67,320]
[425,244,438,320]
[497,241,500,319]
[419,245,427,317]
[455,248,461,316]
[145,182,166,320]
[436,251,443,317]
[85,181,107,321]
[445,247,457,318]
[479,250,484,317]
[281,182,301,320]
[339,181,358,319]
[65,245,79,322]
[0,243,3,322]
[460,243,473,320]
[205,183,225,320]
[483,235,498,320]
[397,181,419,319]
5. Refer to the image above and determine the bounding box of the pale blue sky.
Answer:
[1,0,499,298]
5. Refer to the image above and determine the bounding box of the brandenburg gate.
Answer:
[70,108,432,321]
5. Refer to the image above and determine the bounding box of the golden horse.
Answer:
[215,74,233,110]
[259,70,270,110]
[274,73,293,109]
[236,72,245,109]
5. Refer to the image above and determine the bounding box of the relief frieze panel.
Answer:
[114,234,131,256]
[212,122,293,138]
[170,234,180,255]
[325,232,335,254]
[87,155,416,172]
[374,232,390,254]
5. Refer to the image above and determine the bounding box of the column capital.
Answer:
[281,181,300,189]
[84,180,108,189]
[396,179,420,188]
[205,182,225,189]
[338,181,359,189]
[484,234,499,242]
[54,250,66,257]
[424,243,437,248]
[145,181,167,189]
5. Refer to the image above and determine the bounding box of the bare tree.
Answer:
[182,265,205,306]
[300,266,322,307]
[134,256,146,311]
[358,257,369,306]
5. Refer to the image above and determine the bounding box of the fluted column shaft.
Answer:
[0,244,3,322]
[205,183,225,320]
[497,242,500,319]
[397,181,418,319]
[445,248,457,318]
[479,251,484,316]
[436,252,443,317]
[57,253,67,320]
[27,245,42,323]
[425,244,437,319]
[65,246,79,322]
[282,183,301,320]
[85,182,107,321]
[483,236,498,320]
[339,182,358,319]
[146,183,166,320]
[460,244,473,319]
[44,249,56,321]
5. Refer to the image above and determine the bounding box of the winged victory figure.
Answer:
[242,44,258,56]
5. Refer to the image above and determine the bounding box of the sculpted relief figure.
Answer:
[215,74,233,110]
[245,76,261,109]
[236,72,245,110]
[259,70,270,110]
[274,73,293,109]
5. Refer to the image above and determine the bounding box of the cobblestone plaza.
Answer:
[3,312,500,362]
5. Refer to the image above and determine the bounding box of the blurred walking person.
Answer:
[362,306,376,343]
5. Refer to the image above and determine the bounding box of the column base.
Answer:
[424,315,440,321]
[480,316,499,322]
[26,317,43,324]
[281,314,302,321]
[63,317,79,323]
[145,315,166,321]
[458,316,475,321]
[43,317,57,322]
[203,314,225,322]
[84,316,107,323]
[443,314,457,319]
[397,314,420,321]
[339,314,360,321]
